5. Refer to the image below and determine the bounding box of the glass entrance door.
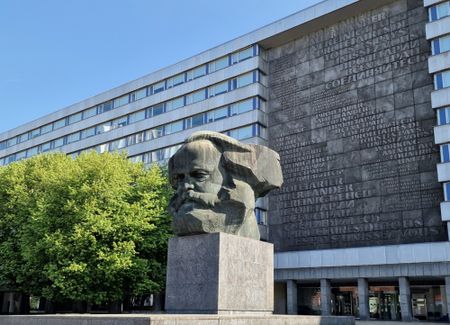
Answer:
[369,286,401,320]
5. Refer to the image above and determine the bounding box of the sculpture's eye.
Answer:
[174,174,184,184]
[190,170,209,182]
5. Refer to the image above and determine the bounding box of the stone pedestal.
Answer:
[165,232,273,314]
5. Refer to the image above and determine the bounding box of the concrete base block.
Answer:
[0,314,355,325]
[165,232,273,314]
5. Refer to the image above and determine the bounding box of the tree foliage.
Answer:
[0,152,172,305]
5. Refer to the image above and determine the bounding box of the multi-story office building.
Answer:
[2,0,450,321]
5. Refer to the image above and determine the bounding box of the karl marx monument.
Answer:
[165,131,282,314]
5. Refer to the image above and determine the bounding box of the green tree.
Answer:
[0,152,172,306]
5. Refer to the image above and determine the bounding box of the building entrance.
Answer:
[331,287,357,316]
[369,286,400,320]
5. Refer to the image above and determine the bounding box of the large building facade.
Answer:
[1,0,450,321]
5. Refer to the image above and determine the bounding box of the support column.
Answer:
[286,280,298,315]
[445,276,450,322]
[399,277,412,321]
[357,278,369,320]
[320,279,332,316]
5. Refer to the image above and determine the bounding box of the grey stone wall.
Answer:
[268,0,447,252]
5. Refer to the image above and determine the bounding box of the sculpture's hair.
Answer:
[169,131,283,197]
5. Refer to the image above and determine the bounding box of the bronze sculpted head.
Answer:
[168,131,283,240]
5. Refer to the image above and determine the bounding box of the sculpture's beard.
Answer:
[168,186,253,237]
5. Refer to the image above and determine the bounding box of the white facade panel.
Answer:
[437,162,450,182]
[441,201,450,221]
[429,51,450,73]
[431,87,450,108]
[274,242,450,269]
[424,0,448,6]
[426,15,450,39]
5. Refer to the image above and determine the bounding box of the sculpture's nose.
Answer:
[178,177,194,192]
[183,182,194,191]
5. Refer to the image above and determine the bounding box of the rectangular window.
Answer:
[0,141,6,150]
[445,182,450,201]
[16,151,26,161]
[53,118,66,130]
[441,144,450,162]
[111,116,128,129]
[127,132,144,146]
[209,56,229,73]
[165,120,183,135]
[433,35,450,55]
[151,103,165,116]
[27,146,38,157]
[98,101,113,113]
[166,97,184,111]
[110,138,127,151]
[130,88,147,102]
[207,107,228,122]
[230,98,254,115]
[81,127,96,139]
[129,110,146,123]
[430,1,450,21]
[83,107,97,119]
[167,73,185,88]
[238,46,253,61]
[96,143,108,153]
[435,70,450,89]
[18,133,28,143]
[193,65,207,79]
[129,155,143,163]
[96,122,112,134]
[29,129,40,139]
[67,132,81,144]
[7,137,17,147]
[438,107,450,125]
[68,112,82,125]
[145,127,164,140]
[229,125,253,140]
[41,123,53,135]
[190,114,204,128]
[186,89,206,105]
[41,142,52,152]
[152,81,165,94]
[258,124,268,139]
[53,137,64,148]
[209,81,228,97]
[113,95,129,108]
[255,208,267,225]
[236,72,253,88]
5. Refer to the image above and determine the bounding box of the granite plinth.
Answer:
[165,232,273,314]
[0,314,355,325]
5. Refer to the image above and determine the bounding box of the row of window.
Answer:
[429,1,450,21]
[432,34,450,55]
[125,123,267,165]
[434,70,450,89]
[0,70,263,164]
[0,96,264,166]
[0,45,260,151]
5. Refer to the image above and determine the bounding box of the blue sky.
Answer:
[0,0,322,133]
